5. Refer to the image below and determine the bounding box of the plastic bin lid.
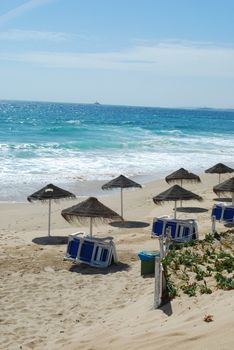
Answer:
[138,250,160,261]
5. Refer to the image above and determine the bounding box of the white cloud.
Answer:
[0,29,70,41]
[0,42,234,78]
[0,0,54,26]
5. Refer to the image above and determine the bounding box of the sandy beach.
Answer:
[0,173,234,350]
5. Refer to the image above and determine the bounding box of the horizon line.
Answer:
[1,97,234,111]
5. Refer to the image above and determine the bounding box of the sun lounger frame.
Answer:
[211,203,234,223]
[64,232,118,268]
[151,217,198,243]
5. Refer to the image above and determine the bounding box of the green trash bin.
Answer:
[138,251,160,276]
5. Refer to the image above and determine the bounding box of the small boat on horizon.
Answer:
[94,101,101,105]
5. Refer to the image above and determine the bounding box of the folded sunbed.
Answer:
[64,232,118,268]
[152,217,198,243]
[211,203,234,223]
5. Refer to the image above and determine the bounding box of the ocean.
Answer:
[0,100,234,201]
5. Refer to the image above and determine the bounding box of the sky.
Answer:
[0,0,234,108]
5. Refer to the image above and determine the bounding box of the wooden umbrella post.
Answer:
[180,179,183,207]
[120,188,123,219]
[174,200,177,219]
[218,174,221,197]
[48,198,51,237]
[90,217,93,238]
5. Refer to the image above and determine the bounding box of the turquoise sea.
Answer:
[0,100,234,201]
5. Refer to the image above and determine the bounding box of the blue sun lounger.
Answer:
[212,204,234,223]
[152,217,198,243]
[64,232,118,268]
[211,204,223,221]
[223,207,234,222]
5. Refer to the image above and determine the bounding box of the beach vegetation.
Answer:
[162,229,234,298]
[193,265,206,281]
[199,282,212,294]
[215,273,234,290]
[164,273,178,299]
[181,282,197,297]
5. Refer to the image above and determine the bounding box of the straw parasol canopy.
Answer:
[153,184,202,219]
[61,197,122,237]
[205,163,234,184]
[213,177,234,204]
[102,175,142,218]
[165,168,201,185]
[27,184,76,236]
[166,168,201,207]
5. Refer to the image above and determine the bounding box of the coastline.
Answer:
[0,170,173,203]
[1,164,234,203]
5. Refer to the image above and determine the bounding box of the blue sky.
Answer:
[0,0,234,107]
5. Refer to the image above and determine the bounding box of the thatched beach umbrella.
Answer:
[205,163,233,184]
[102,175,142,218]
[213,177,234,205]
[165,168,201,186]
[153,184,202,219]
[27,184,76,236]
[165,168,201,207]
[61,197,122,237]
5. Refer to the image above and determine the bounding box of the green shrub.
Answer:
[215,273,234,290]
[181,283,197,297]
[200,283,212,294]
[194,266,205,281]
[215,256,234,273]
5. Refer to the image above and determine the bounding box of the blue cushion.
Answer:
[80,240,94,262]
[212,205,223,220]
[183,227,189,237]
[93,247,109,262]
[101,249,108,262]
[94,246,99,261]
[152,219,164,236]
[223,207,234,222]
[67,238,80,259]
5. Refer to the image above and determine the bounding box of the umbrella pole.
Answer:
[48,199,51,237]
[218,174,221,197]
[232,193,234,206]
[174,200,177,219]
[90,217,93,238]
[180,179,183,207]
[120,188,123,219]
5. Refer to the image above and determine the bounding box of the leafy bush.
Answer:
[193,266,205,281]
[165,274,178,299]
[215,273,234,290]
[181,283,197,297]
[161,231,234,298]
[214,256,234,273]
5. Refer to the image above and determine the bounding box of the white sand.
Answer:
[0,173,233,350]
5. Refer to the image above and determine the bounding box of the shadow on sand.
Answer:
[109,220,150,229]
[69,261,130,275]
[224,222,234,228]
[176,206,208,213]
[159,301,173,316]
[213,197,232,202]
[32,236,68,245]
